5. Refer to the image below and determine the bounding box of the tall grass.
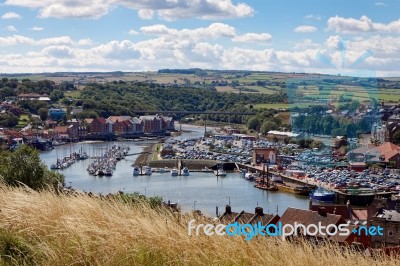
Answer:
[0,185,398,265]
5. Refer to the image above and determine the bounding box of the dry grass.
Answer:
[0,185,398,265]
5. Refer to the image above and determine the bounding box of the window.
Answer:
[388,230,394,236]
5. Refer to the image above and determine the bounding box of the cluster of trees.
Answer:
[0,78,72,101]
[0,145,64,190]
[246,109,288,134]
[292,114,370,137]
[77,82,287,122]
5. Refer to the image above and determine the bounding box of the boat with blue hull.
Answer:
[310,187,335,202]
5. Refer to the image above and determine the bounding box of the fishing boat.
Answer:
[133,166,140,176]
[254,163,278,191]
[104,167,113,176]
[171,168,179,176]
[310,187,335,202]
[182,167,189,176]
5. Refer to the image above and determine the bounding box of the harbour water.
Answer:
[40,125,308,216]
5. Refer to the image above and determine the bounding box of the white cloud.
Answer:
[138,9,154,19]
[42,45,75,58]
[0,35,34,46]
[6,25,18,32]
[232,33,272,43]
[305,14,321,20]
[128,29,139,35]
[1,11,22,20]
[30,26,44,31]
[374,2,388,7]
[4,0,254,20]
[140,23,236,41]
[327,15,400,33]
[294,25,317,33]
[78,38,93,46]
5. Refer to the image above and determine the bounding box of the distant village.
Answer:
[0,93,175,150]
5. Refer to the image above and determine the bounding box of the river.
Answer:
[40,124,308,216]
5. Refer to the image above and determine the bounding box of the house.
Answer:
[347,142,400,168]
[218,205,279,227]
[140,115,163,134]
[162,116,175,131]
[370,208,400,247]
[253,147,278,165]
[279,207,346,240]
[278,207,370,246]
[54,126,69,141]
[88,117,109,135]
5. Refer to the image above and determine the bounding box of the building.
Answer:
[88,117,109,135]
[267,130,300,140]
[218,205,280,227]
[370,208,400,247]
[140,115,163,134]
[347,142,400,168]
[48,108,66,120]
[253,147,278,165]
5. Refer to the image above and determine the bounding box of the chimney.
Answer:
[225,205,232,214]
[255,207,264,215]
[318,207,327,217]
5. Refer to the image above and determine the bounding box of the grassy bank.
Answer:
[0,185,399,265]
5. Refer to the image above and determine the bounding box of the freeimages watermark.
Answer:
[188,219,383,241]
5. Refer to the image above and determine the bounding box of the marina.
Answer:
[39,125,309,216]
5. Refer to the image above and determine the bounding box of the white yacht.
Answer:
[171,168,179,176]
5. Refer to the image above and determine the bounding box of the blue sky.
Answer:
[0,0,399,76]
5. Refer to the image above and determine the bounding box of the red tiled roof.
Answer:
[55,126,68,134]
[95,117,107,125]
[279,207,345,238]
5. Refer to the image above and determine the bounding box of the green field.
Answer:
[17,114,30,128]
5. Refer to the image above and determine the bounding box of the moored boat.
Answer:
[276,182,313,196]
[214,169,227,176]
[310,187,335,202]
[144,166,152,176]
[171,168,179,176]
[182,167,189,176]
[133,166,140,176]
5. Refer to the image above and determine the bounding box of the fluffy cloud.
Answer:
[232,33,272,43]
[327,15,400,33]
[6,25,18,32]
[294,25,317,33]
[4,0,254,20]
[30,26,44,31]
[1,11,22,19]
[305,14,321,20]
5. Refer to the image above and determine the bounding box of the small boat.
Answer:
[310,187,335,202]
[171,168,179,176]
[104,168,113,176]
[214,169,227,177]
[182,167,189,176]
[133,166,140,176]
[244,173,255,180]
[144,166,152,176]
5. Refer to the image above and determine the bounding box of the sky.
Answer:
[0,0,400,76]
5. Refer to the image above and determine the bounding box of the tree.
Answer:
[260,121,276,135]
[247,117,261,131]
[0,145,64,190]
[393,131,400,145]
[38,108,48,121]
